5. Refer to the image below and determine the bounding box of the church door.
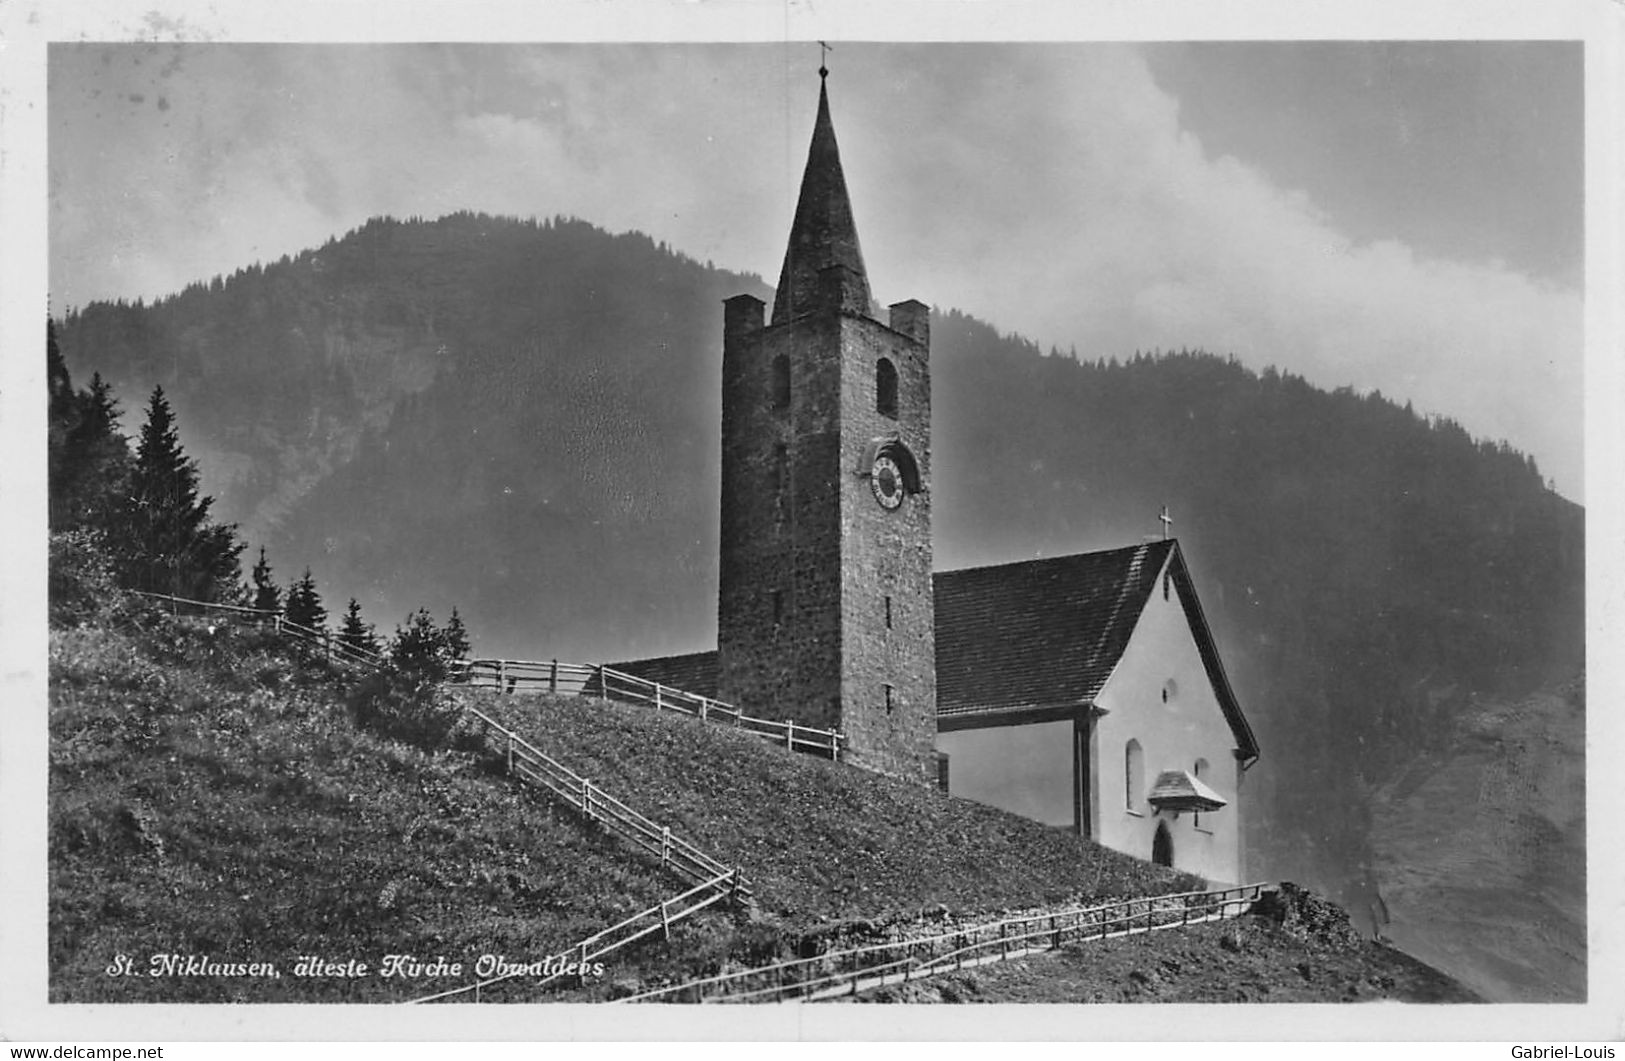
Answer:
[1152,821,1174,867]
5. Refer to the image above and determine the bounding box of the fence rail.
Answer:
[130,593,842,760]
[132,591,388,670]
[407,867,744,1004]
[617,882,1271,1004]
[457,658,844,760]
[462,705,750,900]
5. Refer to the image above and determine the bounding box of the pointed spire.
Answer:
[771,72,872,323]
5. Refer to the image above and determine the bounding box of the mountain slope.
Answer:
[1367,677,1586,1002]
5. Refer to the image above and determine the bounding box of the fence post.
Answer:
[600,667,608,705]
[661,826,671,867]
[785,719,794,751]
[660,899,671,942]
[498,661,507,694]
[506,731,514,776]
[550,659,558,694]
[655,685,662,713]
[699,699,707,723]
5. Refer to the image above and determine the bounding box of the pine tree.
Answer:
[284,568,326,630]
[70,374,136,536]
[250,547,282,614]
[47,318,82,531]
[48,315,133,536]
[339,597,379,655]
[442,607,471,661]
[121,386,242,599]
[389,607,446,678]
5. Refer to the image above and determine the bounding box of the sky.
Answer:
[46,40,1584,497]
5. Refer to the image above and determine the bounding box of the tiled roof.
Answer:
[933,541,1174,720]
[608,650,719,700]
[935,540,1258,760]
[610,538,1258,761]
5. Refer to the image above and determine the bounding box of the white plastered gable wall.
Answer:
[1091,553,1245,886]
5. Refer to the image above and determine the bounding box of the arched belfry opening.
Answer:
[1153,820,1174,867]
[876,357,898,418]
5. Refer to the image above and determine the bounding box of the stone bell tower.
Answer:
[717,68,936,783]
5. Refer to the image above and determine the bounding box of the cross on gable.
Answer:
[1159,506,1173,539]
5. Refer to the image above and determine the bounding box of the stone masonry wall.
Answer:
[717,293,938,782]
[836,311,937,783]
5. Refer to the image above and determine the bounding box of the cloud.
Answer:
[47,42,1582,496]
[843,45,1582,496]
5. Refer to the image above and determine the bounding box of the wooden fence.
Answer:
[462,705,751,901]
[616,882,1271,1004]
[457,659,844,760]
[132,591,387,670]
[406,867,744,1004]
[131,594,842,759]
[404,707,755,1004]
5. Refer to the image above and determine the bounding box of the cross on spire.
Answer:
[819,41,832,79]
[1158,506,1173,540]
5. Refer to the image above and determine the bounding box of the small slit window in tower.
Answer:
[876,358,898,418]
[1164,570,1171,601]
[773,443,788,509]
[883,683,894,714]
[772,589,784,626]
[884,594,893,629]
[772,355,791,412]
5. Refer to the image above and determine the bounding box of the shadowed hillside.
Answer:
[51,601,1215,1003]
[55,213,1585,995]
[49,596,1476,1005]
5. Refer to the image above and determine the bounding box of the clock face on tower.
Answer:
[871,454,905,510]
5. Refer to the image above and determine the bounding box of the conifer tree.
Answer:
[442,607,471,661]
[284,568,327,630]
[389,607,446,678]
[339,597,379,655]
[122,386,242,599]
[48,318,82,531]
[250,547,282,614]
[48,315,134,535]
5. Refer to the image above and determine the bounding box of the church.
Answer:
[616,70,1259,886]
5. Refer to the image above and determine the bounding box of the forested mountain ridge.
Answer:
[54,213,1585,995]
[56,213,768,544]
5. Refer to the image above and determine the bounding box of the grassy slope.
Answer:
[469,690,1203,931]
[49,613,707,1002]
[50,605,1473,1004]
